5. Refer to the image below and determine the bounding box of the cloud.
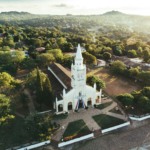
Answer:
[53,3,72,8]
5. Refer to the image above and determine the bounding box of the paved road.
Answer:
[72,120,150,150]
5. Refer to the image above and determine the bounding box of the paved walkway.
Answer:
[52,100,127,142]
[107,112,128,121]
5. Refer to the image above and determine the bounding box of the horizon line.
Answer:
[0,10,150,17]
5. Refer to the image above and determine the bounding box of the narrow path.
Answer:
[52,123,69,142]
[102,102,117,113]
[23,89,35,113]
[84,117,101,131]
[15,112,25,118]
[107,112,128,121]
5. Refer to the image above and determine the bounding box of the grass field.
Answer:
[93,114,125,129]
[96,101,113,110]
[88,67,140,96]
[63,119,90,140]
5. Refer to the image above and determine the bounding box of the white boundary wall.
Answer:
[58,133,94,147]
[129,115,150,121]
[102,122,130,134]
[37,110,52,115]
[17,140,50,150]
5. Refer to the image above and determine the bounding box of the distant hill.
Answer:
[0,11,150,33]
[102,10,126,16]
[0,11,47,22]
[1,11,31,15]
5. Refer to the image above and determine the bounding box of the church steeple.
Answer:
[71,44,86,88]
[75,44,83,67]
[76,44,83,60]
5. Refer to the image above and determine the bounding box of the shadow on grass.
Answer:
[93,114,125,129]
[96,102,113,110]
[63,119,90,141]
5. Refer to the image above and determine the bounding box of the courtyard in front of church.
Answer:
[52,97,128,142]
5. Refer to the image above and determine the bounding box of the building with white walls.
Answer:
[48,44,102,114]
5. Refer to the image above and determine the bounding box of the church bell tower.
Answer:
[71,44,86,89]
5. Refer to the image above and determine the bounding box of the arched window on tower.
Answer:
[79,92,81,96]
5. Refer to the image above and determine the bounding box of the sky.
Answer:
[0,0,150,16]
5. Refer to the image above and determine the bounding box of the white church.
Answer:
[48,44,102,114]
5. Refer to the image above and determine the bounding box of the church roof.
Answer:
[75,44,83,60]
[48,63,71,90]
[47,70,63,100]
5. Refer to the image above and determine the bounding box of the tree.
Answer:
[25,113,54,141]
[113,45,123,56]
[137,96,150,112]
[141,87,150,98]
[57,37,67,46]
[82,52,97,65]
[0,51,12,65]
[0,72,20,93]
[36,68,43,105]
[0,94,14,126]
[43,76,54,109]
[138,71,150,86]
[62,54,73,68]
[26,68,47,90]
[61,42,74,52]
[143,49,150,62]
[47,49,63,62]
[127,50,137,58]
[117,93,134,107]
[129,67,140,79]
[0,72,15,88]
[33,38,43,47]
[87,75,105,90]
[11,51,25,65]
[3,37,15,48]
[2,46,10,51]
[103,52,112,61]
[20,57,36,70]
[110,60,126,75]
[36,53,55,67]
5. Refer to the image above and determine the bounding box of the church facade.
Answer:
[53,44,102,114]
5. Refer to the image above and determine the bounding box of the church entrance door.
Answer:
[78,99,84,108]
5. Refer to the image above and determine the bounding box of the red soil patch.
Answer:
[91,68,141,96]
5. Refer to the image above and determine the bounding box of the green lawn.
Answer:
[96,102,113,110]
[0,116,31,149]
[63,119,90,140]
[93,114,125,129]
